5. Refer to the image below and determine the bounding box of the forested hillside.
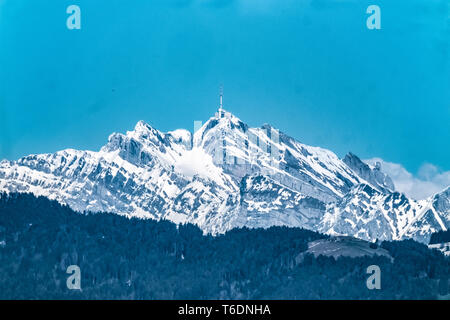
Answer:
[0,193,448,299]
[430,230,450,244]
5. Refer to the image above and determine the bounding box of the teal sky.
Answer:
[0,0,448,175]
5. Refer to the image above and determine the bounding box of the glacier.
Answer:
[0,108,448,243]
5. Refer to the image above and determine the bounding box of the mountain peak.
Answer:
[0,103,448,244]
[126,120,166,143]
[213,108,242,124]
[343,152,394,192]
[135,119,150,130]
[133,120,158,136]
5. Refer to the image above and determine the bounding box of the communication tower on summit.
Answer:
[216,85,230,119]
[219,85,223,111]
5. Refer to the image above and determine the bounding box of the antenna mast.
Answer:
[219,85,223,110]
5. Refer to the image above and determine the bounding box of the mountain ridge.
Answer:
[0,108,448,243]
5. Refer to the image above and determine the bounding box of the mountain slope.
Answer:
[320,184,449,243]
[0,108,448,242]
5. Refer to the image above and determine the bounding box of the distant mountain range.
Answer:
[0,108,448,243]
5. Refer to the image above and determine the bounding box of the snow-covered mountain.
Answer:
[319,184,449,243]
[0,108,448,243]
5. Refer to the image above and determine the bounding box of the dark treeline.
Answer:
[0,193,448,299]
[430,230,450,245]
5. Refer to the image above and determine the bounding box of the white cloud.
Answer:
[364,158,450,200]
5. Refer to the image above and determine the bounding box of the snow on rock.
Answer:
[0,108,448,242]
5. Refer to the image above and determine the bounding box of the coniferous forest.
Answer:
[0,193,448,300]
[430,230,450,245]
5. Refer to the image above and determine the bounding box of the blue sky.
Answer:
[0,1,448,183]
